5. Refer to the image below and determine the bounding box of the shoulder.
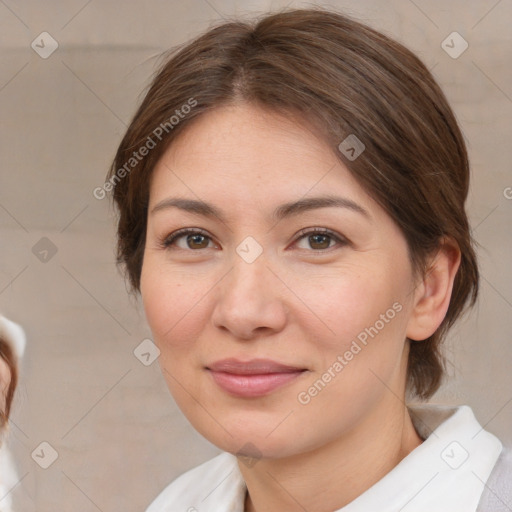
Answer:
[477,445,512,512]
[145,452,244,512]
[489,445,512,486]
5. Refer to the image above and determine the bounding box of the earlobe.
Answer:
[406,238,461,341]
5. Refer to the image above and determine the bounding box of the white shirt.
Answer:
[146,404,504,512]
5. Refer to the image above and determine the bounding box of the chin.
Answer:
[191,413,315,461]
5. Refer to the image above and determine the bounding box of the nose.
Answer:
[210,254,288,340]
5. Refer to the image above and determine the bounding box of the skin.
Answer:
[140,102,460,511]
[0,355,10,422]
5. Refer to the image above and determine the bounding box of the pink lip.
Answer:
[206,358,307,398]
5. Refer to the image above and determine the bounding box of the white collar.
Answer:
[147,404,503,512]
[337,404,503,511]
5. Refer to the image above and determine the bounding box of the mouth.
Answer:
[205,358,308,398]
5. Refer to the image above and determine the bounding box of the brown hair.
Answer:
[0,337,18,429]
[107,7,478,400]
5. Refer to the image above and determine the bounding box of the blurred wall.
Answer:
[0,0,511,510]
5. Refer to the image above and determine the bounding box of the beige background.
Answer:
[0,0,511,510]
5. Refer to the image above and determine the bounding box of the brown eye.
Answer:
[162,229,214,250]
[294,228,347,251]
[185,233,210,249]
[307,233,332,250]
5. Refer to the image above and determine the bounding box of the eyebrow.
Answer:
[150,195,370,222]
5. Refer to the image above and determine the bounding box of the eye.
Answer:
[293,227,347,251]
[160,228,216,250]
[160,227,348,252]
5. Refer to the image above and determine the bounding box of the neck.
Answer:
[240,399,424,512]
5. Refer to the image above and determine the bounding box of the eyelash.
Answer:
[159,227,348,252]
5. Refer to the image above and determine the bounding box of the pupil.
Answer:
[311,234,329,249]
[189,234,206,248]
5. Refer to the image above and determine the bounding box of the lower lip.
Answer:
[208,370,305,398]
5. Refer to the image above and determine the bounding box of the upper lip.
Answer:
[206,358,306,375]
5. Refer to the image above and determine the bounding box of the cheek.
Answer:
[297,270,402,340]
[140,267,212,414]
[140,262,212,351]
[291,264,411,385]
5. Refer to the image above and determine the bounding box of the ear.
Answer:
[406,237,461,341]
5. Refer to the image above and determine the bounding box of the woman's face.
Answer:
[141,102,420,459]
[0,353,10,418]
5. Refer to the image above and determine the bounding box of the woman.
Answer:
[0,338,16,434]
[107,7,511,511]
[0,316,22,512]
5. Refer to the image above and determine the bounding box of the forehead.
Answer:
[148,103,372,212]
